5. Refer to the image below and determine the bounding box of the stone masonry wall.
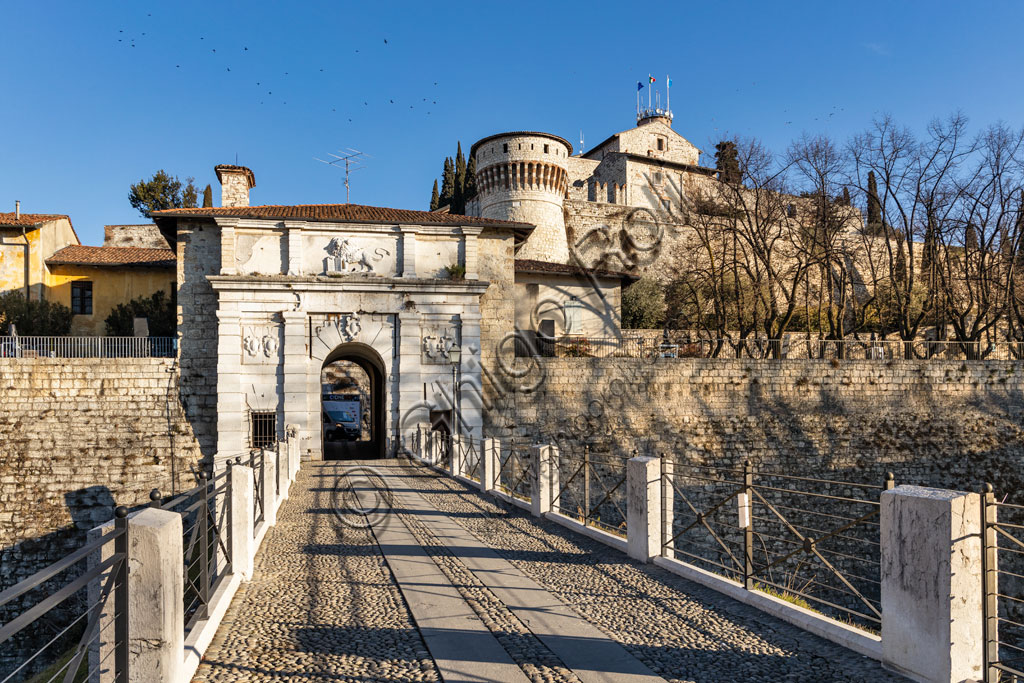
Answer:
[176,220,219,460]
[506,358,1024,500]
[0,358,203,589]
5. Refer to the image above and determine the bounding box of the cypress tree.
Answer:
[464,155,477,206]
[453,142,467,214]
[430,179,440,211]
[439,157,455,209]
[202,184,213,208]
[866,171,882,231]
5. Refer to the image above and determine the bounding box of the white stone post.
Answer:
[128,508,184,682]
[661,457,674,560]
[230,464,254,580]
[261,447,277,525]
[276,441,289,499]
[287,424,300,476]
[481,438,499,493]
[450,434,462,477]
[531,444,558,517]
[880,485,984,683]
[626,455,661,563]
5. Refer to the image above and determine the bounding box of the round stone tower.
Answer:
[470,132,572,264]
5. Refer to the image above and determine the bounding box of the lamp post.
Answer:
[448,343,461,439]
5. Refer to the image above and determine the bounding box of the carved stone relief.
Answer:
[316,313,362,343]
[421,325,460,364]
[324,237,391,275]
[242,325,281,363]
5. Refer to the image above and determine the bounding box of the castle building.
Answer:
[467,110,713,345]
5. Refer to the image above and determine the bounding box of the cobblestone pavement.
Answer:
[194,460,904,682]
[396,461,905,683]
[191,464,439,682]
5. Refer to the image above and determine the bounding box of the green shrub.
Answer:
[621,277,665,329]
[105,290,176,336]
[0,291,72,335]
[444,263,466,280]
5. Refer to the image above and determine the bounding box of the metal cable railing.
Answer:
[248,450,265,527]
[983,485,1024,682]
[662,459,892,631]
[0,336,176,359]
[551,446,629,536]
[462,436,482,482]
[150,469,232,635]
[496,440,533,503]
[0,508,129,683]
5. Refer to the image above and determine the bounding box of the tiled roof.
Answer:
[0,212,69,228]
[515,258,638,283]
[46,245,176,268]
[150,203,533,228]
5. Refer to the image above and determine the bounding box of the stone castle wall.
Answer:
[0,358,203,591]
[504,358,1024,500]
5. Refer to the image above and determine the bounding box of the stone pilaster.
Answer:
[463,228,481,280]
[281,310,308,449]
[285,222,305,276]
[401,229,418,278]
[215,305,243,467]
[396,310,424,447]
[218,220,238,275]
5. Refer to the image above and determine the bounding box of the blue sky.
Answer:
[2,1,1022,246]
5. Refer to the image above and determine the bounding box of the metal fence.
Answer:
[248,451,265,526]
[461,436,482,483]
[522,334,1024,361]
[496,440,533,503]
[662,459,892,631]
[551,447,629,536]
[983,485,1024,682]
[0,509,128,683]
[150,469,232,635]
[0,336,176,359]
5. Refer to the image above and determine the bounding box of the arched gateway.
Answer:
[320,343,385,460]
[153,169,534,468]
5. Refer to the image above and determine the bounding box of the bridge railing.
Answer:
[550,446,628,536]
[982,486,1024,682]
[0,510,129,682]
[1,431,302,683]
[150,470,233,636]
[661,459,892,632]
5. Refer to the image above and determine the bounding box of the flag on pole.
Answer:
[667,77,672,87]
[637,81,644,91]
[649,75,656,84]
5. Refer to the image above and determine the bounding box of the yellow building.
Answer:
[1,210,176,336]
[45,245,175,336]
[0,211,80,301]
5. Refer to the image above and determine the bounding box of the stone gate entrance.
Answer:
[154,165,529,469]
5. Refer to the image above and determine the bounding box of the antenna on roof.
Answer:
[314,148,370,204]
[579,130,584,155]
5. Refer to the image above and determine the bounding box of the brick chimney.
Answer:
[214,165,256,208]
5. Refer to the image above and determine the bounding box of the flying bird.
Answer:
[384,39,388,44]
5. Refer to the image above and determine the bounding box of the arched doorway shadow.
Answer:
[321,342,386,460]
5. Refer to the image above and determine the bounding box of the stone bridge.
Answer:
[187,460,901,683]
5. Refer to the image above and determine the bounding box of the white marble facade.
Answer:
[209,217,489,463]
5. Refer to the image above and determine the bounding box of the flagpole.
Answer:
[648,75,651,110]
[636,83,640,118]
[666,74,670,114]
